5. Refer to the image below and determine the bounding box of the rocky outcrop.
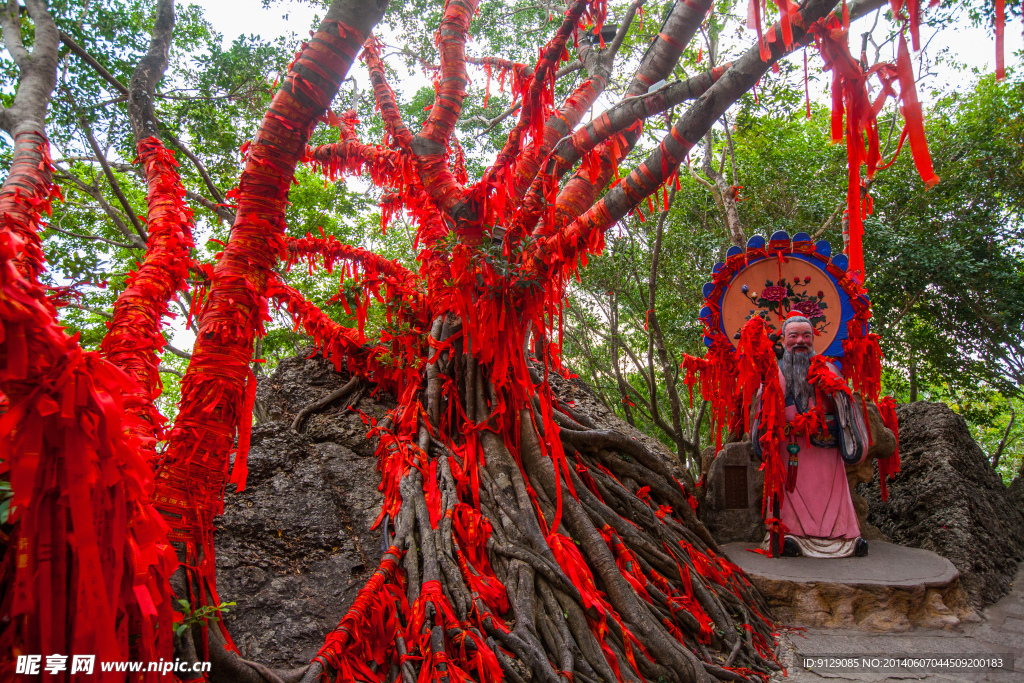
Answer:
[214,354,391,668]
[861,401,1024,608]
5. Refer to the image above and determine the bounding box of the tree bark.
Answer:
[530,0,889,275]
[0,0,178,674]
[101,0,194,466]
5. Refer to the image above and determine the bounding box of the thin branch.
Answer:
[185,188,234,222]
[163,129,226,205]
[59,30,129,95]
[68,303,112,319]
[53,168,147,248]
[992,404,1016,470]
[159,364,183,378]
[77,116,148,241]
[173,295,198,335]
[686,163,714,190]
[471,102,522,135]
[164,343,192,360]
[721,115,738,186]
[599,0,644,68]
[886,288,924,332]
[46,222,139,249]
[812,202,844,239]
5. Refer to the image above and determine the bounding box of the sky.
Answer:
[188,0,1022,96]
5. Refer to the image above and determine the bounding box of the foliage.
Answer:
[172,599,236,637]
[562,65,1024,480]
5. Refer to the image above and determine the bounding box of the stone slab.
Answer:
[776,627,1019,682]
[722,542,975,631]
[722,541,960,590]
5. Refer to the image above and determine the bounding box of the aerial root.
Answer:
[291,374,361,432]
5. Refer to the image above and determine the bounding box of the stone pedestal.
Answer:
[722,541,978,632]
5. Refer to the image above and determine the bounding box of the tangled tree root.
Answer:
[237,348,778,683]
[189,330,779,683]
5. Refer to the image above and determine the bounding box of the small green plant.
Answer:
[173,600,236,637]
[0,479,13,526]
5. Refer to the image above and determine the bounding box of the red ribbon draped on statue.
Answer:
[876,396,902,501]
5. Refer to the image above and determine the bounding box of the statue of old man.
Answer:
[752,315,871,558]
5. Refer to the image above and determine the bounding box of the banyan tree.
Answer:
[0,0,978,681]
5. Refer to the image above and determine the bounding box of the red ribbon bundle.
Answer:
[682,337,740,452]
[315,548,408,682]
[101,137,196,467]
[876,396,902,500]
[452,503,509,616]
[0,132,177,680]
[812,13,938,280]
[151,18,370,656]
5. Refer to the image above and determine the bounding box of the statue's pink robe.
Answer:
[777,368,865,540]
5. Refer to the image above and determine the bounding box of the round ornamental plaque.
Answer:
[720,257,841,355]
[698,231,872,360]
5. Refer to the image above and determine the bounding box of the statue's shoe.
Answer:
[854,538,869,557]
[782,537,803,557]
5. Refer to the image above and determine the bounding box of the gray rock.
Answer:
[214,353,390,668]
[860,401,1024,608]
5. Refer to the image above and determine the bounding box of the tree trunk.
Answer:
[909,353,918,403]
[150,0,389,660]
[0,1,177,675]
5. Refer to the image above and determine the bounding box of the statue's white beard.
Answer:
[781,348,815,413]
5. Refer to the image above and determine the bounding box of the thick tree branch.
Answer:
[522,0,714,238]
[1,0,30,70]
[543,65,730,187]
[0,0,59,137]
[159,364,183,378]
[411,0,479,217]
[127,0,175,140]
[164,342,192,360]
[535,0,890,270]
[46,222,139,249]
[701,128,745,247]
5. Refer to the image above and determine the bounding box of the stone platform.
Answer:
[723,542,979,632]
